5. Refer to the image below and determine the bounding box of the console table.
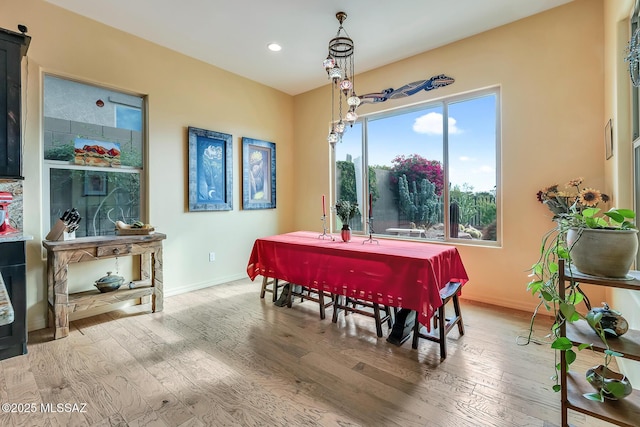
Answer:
[43,232,166,339]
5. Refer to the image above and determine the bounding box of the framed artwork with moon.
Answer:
[188,126,233,211]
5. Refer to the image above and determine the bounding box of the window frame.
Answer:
[115,104,143,132]
[332,86,501,246]
[41,73,147,239]
[632,0,640,267]
[632,1,640,141]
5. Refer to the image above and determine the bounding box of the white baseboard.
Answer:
[28,317,47,332]
[28,273,250,332]
[28,275,539,332]
[163,273,249,297]
[461,293,535,313]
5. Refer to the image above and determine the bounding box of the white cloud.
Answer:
[459,156,474,162]
[478,165,494,173]
[413,112,462,135]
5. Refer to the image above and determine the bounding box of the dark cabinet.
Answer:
[0,240,26,359]
[0,27,30,179]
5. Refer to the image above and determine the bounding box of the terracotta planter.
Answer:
[567,228,638,278]
[341,224,351,242]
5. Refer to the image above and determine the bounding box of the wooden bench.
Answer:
[385,227,426,238]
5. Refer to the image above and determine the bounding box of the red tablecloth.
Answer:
[247,231,469,327]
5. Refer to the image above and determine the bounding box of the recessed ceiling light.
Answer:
[267,43,282,52]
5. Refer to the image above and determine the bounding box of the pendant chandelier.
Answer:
[323,12,361,147]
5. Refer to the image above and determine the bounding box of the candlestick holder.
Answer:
[318,215,334,240]
[363,216,379,245]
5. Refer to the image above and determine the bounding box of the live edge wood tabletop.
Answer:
[42,233,166,339]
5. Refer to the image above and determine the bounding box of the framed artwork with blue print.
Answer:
[242,137,276,210]
[188,126,233,211]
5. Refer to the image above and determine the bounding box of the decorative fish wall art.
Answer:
[358,74,455,105]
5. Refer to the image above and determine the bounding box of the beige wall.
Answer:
[1,0,624,335]
[294,0,607,312]
[6,0,640,399]
[2,0,295,330]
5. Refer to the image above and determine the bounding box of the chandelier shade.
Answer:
[324,11,359,147]
[328,37,354,58]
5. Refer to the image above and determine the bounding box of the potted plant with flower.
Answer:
[527,177,638,401]
[335,199,360,242]
[537,177,637,278]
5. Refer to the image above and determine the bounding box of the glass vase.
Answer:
[341,224,351,242]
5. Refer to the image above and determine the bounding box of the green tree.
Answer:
[336,160,380,203]
[449,184,478,225]
[449,184,496,228]
[398,174,438,228]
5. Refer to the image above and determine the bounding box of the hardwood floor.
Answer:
[0,278,620,426]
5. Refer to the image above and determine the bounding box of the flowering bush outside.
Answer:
[536,177,609,218]
[389,154,444,196]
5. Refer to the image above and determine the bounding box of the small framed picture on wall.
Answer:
[605,119,613,160]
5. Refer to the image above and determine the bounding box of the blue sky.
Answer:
[338,94,497,193]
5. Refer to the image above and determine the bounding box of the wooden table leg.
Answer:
[51,253,70,339]
[259,276,268,299]
[386,308,415,346]
[140,252,151,305]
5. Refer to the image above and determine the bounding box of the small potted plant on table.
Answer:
[335,199,359,242]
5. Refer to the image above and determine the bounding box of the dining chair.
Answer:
[332,295,394,338]
[259,276,283,302]
[286,284,334,320]
[411,281,464,359]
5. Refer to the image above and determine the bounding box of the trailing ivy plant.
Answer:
[336,160,380,204]
[526,207,635,402]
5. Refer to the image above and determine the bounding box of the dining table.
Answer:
[246,231,469,340]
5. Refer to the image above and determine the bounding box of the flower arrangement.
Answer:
[536,177,610,218]
[335,199,359,224]
[536,176,636,230]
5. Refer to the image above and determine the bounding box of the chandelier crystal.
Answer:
[324,11,359,146]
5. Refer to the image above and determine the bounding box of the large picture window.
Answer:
[335,87,499,243]
[43,75,145,237]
